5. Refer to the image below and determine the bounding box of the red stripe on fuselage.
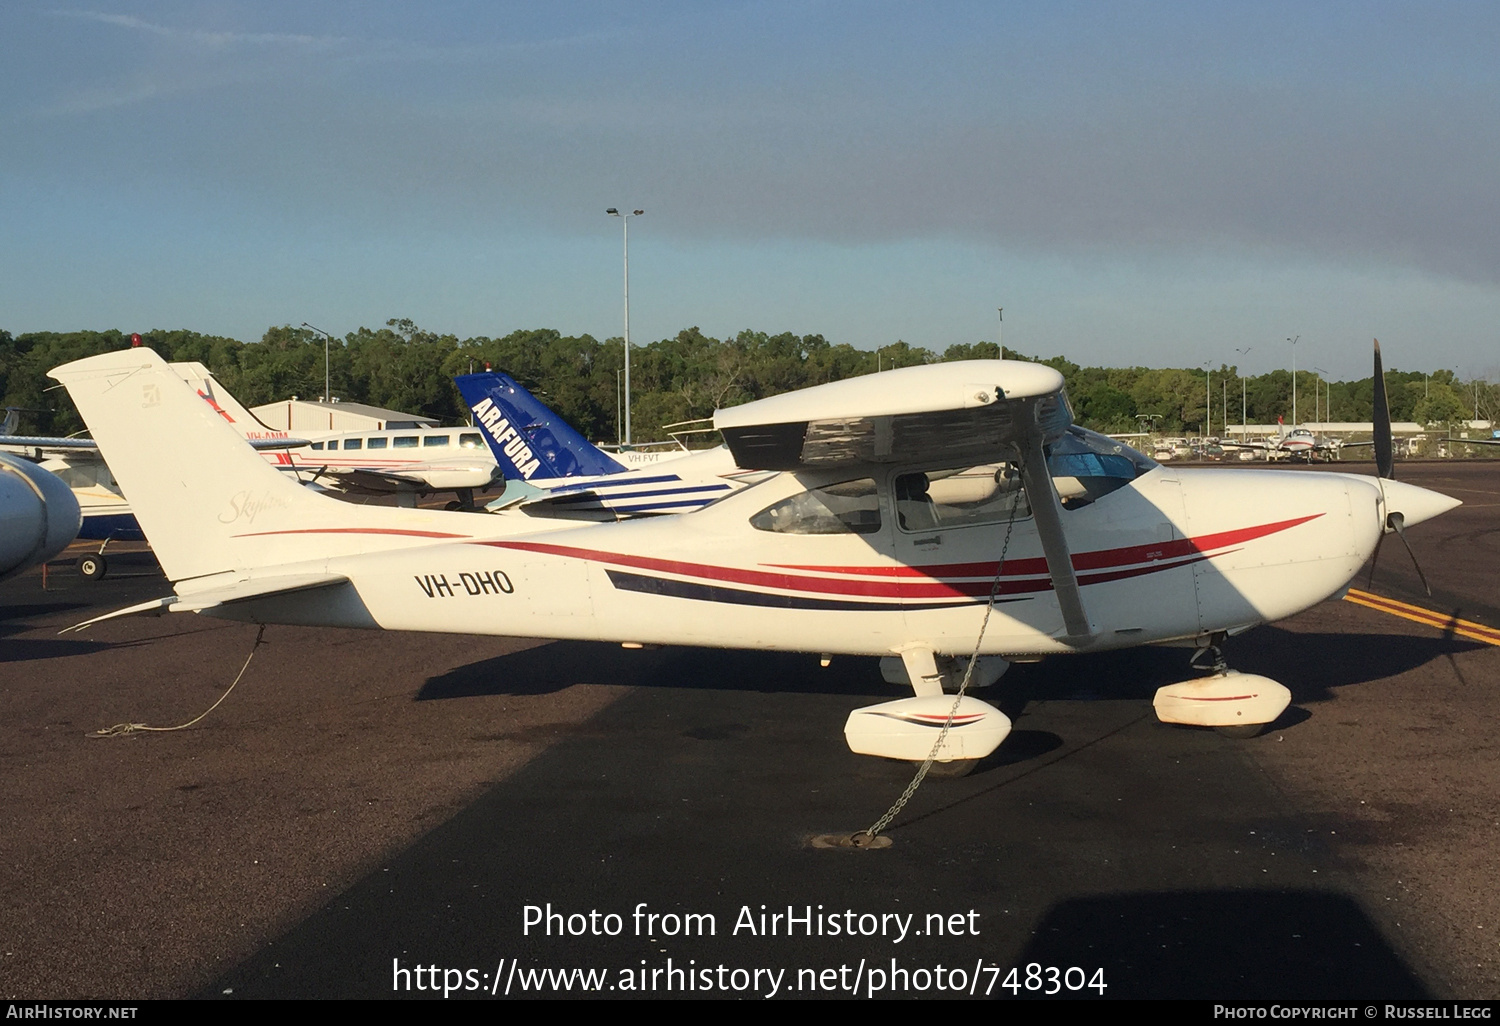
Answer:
[482,541,947,598]
[482,537,1232,601]
[233,527,472,539]
[764,514,1321,579]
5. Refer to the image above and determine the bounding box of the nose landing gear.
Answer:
[1153,636,1290,738]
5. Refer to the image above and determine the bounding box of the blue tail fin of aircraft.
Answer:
[454,372,626,481]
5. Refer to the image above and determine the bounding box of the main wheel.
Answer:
[76,553,108,580]
[1216,723,1264,739]
[916,759,980,778]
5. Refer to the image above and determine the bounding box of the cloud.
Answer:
[48,9,347,50]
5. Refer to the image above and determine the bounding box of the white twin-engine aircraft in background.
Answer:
[54,345,1459,766]
[1226,418,1346,462]
[173,365,502,509]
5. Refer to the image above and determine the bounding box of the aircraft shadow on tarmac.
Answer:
[998,626,1475,707]
[420,624,1474,710]
[0,600,90,623]
[419,642,895,701]
[0,600,111,661]
[1016,889,1428,1000]
[0,637,111,662]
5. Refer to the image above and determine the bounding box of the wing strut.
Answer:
[1018,431,1092,640]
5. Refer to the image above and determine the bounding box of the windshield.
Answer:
[1046,427,1156,508]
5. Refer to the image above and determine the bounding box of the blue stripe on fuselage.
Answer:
[541,473,683,496]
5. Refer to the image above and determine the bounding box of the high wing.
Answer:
[714,361,1070,469]
[712,361,1092,639]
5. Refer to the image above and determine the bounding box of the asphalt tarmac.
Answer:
[2,461,1496,1000]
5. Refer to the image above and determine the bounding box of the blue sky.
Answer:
[3,1,1497,379]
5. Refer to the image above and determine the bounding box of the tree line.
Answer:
[1,320,1492,441]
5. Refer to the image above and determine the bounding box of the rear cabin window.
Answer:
[53,464,110,492]
[423,434,450,447]
[750,478,881,535]
[459,433,483,449]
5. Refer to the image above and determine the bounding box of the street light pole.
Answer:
[1201,361,1213,439]
[302,322,334,403]
[1235,346,1253,437]
[1288,335,1300,427]
[606,208,644,444]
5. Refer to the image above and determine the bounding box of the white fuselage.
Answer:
[202,462,1388,658]
[52,349,1460,669]
[266,425,495,487]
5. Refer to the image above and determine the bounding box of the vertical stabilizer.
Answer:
[454,372,626,480]
[50,350,351,581]
[170,362,289,442]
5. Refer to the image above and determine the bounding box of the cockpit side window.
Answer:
[893,464,1030,532]
[750,478,881,535]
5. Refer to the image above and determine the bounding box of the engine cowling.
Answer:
[0,454,83,581]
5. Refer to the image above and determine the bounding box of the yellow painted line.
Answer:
[1344,588,1500,647]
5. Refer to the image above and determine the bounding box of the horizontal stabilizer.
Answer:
[62,574,351,633]
[173,573,352,611]
[60,596,175,633]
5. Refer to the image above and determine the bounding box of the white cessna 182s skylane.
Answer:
[53,346,1459,765]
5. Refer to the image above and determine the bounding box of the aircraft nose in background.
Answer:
[1379,478,1462,529]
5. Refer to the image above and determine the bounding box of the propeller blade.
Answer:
[1365,528,1386,592]
[1389,512,1433,597]
[1372,338,1394,480]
